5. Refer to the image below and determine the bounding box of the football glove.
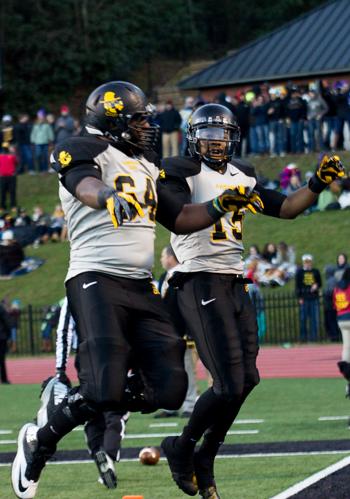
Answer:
[309,155,345,193]
[99,188,144,228]
[212,185,264,215]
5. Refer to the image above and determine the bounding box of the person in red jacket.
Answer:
[0,145,17,209]
[334,268,350,396]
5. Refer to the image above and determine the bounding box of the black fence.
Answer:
[9,292,337,356]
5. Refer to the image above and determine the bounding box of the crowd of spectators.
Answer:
[0,105,79,179]
[0,204,67,276]
[245,241,297,287]
[170,79,350,159]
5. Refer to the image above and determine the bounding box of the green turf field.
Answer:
[1,378,350,498]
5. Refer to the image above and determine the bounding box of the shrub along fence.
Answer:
[10,292,336,356]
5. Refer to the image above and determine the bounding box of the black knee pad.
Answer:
[62,388,98,425]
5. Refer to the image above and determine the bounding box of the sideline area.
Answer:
[6,344,341,384]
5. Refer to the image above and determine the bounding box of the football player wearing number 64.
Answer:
[159,103,346,499]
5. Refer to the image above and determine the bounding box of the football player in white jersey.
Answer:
[12,83,264,499]
[159,103,345,499]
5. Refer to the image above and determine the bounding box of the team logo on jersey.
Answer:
[151,283,160,295]
[58,151,72,167]
[100,91,124,116]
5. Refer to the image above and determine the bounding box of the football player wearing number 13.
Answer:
[11,82,263,499]
[159,103,346,499]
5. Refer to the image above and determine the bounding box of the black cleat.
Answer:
[161,436,198,496]
[199,485,221,499]
[94,450,117,489]
[194,446,220,499]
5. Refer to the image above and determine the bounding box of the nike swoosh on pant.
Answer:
[201,298,216,306]
[82,281,98,290]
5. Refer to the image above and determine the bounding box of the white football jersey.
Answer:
[52,135,158,281]
[171,161,257,274]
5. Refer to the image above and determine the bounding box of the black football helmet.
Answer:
[85,81,159,151]
[187,103,240,169]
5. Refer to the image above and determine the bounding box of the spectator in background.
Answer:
[0,145,17,210]
[54,105,75,144]
[324,266,341,342]
[334,268,350,395]
[8,299,21,353]
[333,81,350,150]
[262,242,277,263]
[280,163,302,194]
[234,92,250,157]
[158,100,182,158]
[267,88,286,157]
[14,114,34,174]
[334,253,349,282]
[338,178,350,210]
[30,110,54,172]
[0,230,24,276]
[296,254,322,342]
[317,180,341,211]
[0,300,11,383]
[49,204,65,242]
[285,173,302,195]
[250,95,269,155]
[40,303,61,353]
[179,97,194,155]
[306,89,328,152]
[273,241,296,280]
[285,86,307,153]
[0,115,14,151]
[320,80,338,149]
[244,245,261,267]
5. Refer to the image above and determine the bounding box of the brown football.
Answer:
[138,446,160,465]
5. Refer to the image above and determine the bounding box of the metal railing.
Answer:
[9,292,335,355]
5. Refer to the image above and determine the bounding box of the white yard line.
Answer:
[0,430,12,434]
[73,428,259,437]
[269,455,350,499]
[318,416,349,421]
[0,440,16,444]
[233,419,265,424]
[1,449,350,468]
[149,423,179,428]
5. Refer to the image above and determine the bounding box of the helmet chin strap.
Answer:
[202,156,227,171]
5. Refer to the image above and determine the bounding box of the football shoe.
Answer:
[94,449,117,489]
[12,423,55,498]
[161,436,198,496]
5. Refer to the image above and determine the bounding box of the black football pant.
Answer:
[176,273,260,445]
[84,410,129,461]
[0,339,9,383]
[0,176,16,209]
[67,271,187,411]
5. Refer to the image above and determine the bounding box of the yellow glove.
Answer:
[104,190,144,228]
[309,155,345,193]
[213,185,264,215]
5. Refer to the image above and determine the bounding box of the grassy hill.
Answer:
[2,151,349,306]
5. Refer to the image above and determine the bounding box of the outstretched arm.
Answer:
[258,155,346,219]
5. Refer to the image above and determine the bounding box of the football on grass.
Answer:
[139,446,160,465]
